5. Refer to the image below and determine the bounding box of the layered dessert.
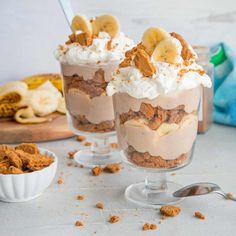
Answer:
[107,28,212,168]
[55,15,133,133]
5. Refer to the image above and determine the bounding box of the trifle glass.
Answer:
[107,28,212,206]
[55,14,133,167]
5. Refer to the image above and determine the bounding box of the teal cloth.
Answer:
[211,43,236,126]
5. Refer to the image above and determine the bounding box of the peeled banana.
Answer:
[14,107,49,124]
[152,37,182,64]
[0,81,28,104]
[71,15,92,33]
[91,14,120,38]
[141,27,170,55]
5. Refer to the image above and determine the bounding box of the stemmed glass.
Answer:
[112,86,201,207]
[60,62,121,167]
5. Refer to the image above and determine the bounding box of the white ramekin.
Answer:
[0,148,58,202]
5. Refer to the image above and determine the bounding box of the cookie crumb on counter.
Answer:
[103,163,121,173]
[75,220,84,227]
[84,142,92,146]
[143,223,157,231]
[92,166,103,176]
[194,211,205,220]
[68,150,77,159]
[170,172,176,176]
[57,178,63,185]
[108,215,120,223]
[95,202,104,209]
[76,135,86,142]
[77,195,85,200]
[160,205,181,217]
[110,143,119,149]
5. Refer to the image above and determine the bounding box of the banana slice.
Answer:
[14,107,49,124]
[152,37,182,64]
[0,81,28,104]
[71,15,92,33]
[141,27,170,55]
[57,97,66,114]
[157,123,179,136]
[91,14,120,38]
[29,90,58,117]
[36,80,62,100]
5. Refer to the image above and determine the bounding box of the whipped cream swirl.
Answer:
[55,32,133,65]
[107,60,212,99]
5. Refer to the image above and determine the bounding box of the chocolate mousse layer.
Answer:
[126,145,188,168]
[62,64,118,133]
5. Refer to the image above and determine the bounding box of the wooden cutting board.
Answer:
[0,113,74,144]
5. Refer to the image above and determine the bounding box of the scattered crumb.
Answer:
[161,216,167,220]
[103,163,121,173]
[143,223,157,231]
[84,142,92,146]
[226,192,234,200]
[96,202,104,209]
[57,178,63,185]
[194,211,205,220]
[67,163,73,167]
[158,220,162,224]
[75,220,84,227]
[77,195,85,200]
[108,215,120,223]
[171,173,176,176]
[76,135,86,142]
[160,205,181,217]
[79,164,84,168]
[92,166,103,176]
[68,150,77,159]
[110,143,119,149]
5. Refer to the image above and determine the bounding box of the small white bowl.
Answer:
[0,148,58,202]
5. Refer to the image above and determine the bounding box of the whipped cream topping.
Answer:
[107,60,212,99]
[55,32,133,65]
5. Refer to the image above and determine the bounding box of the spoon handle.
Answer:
[214,190,236,201]
[58,0,74,29]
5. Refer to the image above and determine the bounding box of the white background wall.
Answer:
[1,0,236,83]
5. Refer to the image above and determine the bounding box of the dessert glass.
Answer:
[61,62,121,167]
[112,86,201,207]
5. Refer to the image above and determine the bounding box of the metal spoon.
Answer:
[173,182,236,201]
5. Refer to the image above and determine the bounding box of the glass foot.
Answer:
[74,149,122,167]
[125,181,184,208]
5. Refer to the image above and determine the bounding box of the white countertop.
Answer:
[0,124,236,236]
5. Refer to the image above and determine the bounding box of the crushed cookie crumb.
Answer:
[160,205,181,217]
[110,143,119,149]
[108,215,120,223]
[84,142,92,147]
[107,39,113,50]
[226,192,234,200]
[67,163,73,167]
[68,150,77,159]
[103,163,121,173]
[76,135,86,142]
[57,178,63,185]
[194,211,205,220]
[171,173,176,176]
[92,166,103,176]
[95,202,104,209]
[77,195,85,200]
[75,220,84,227]
[142,223,157,231]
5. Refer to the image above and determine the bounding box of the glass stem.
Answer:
[145,172,167,192]
[91,136,110,155]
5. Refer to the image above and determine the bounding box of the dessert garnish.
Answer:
[0,143,54,174]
